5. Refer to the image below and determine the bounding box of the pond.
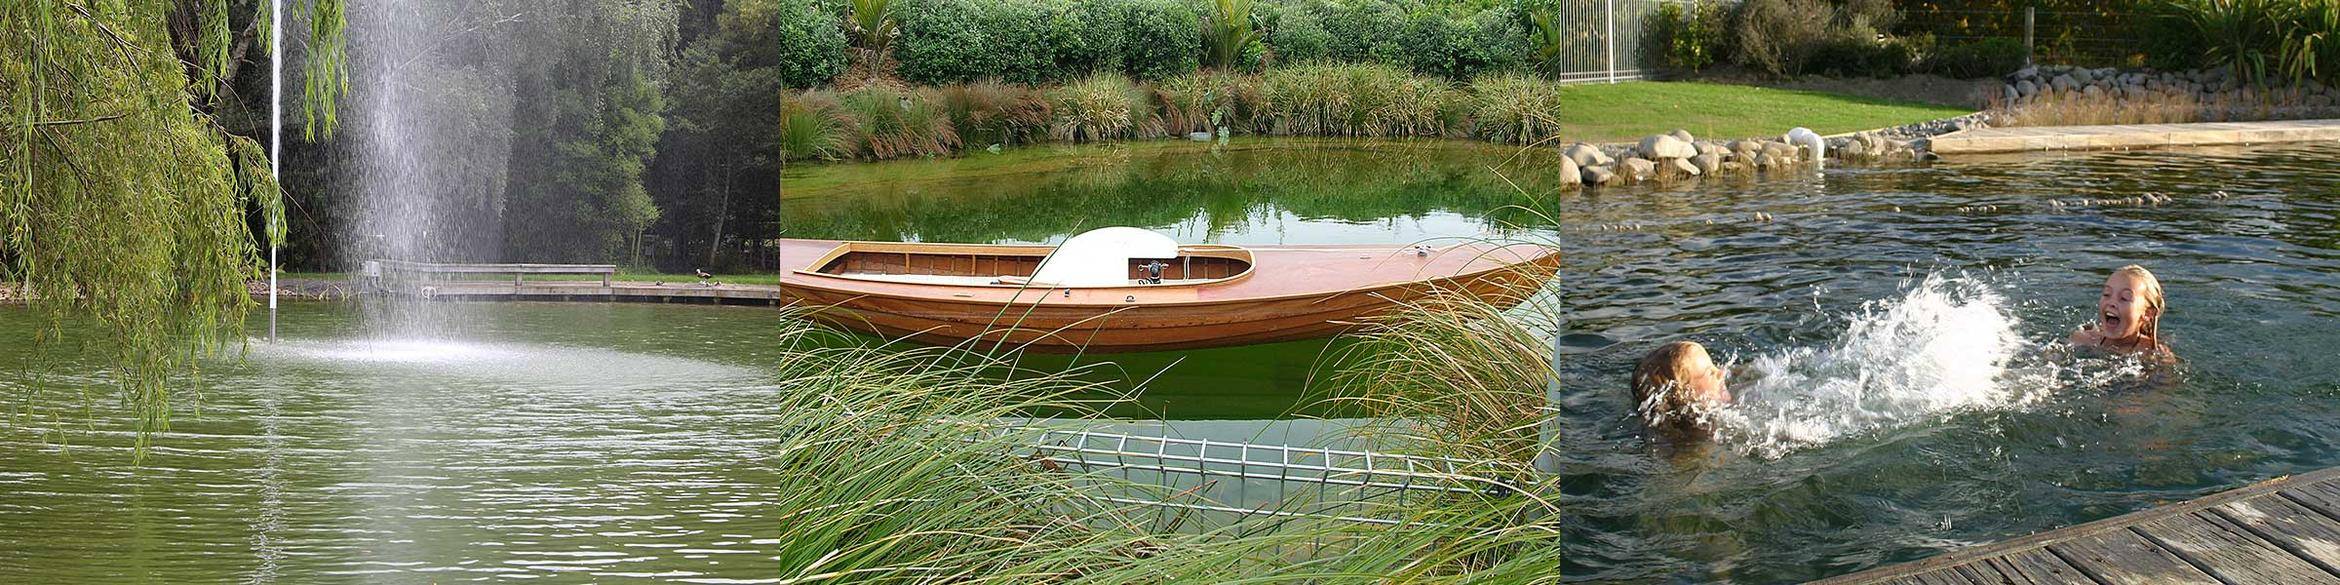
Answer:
[787,138,2340,582]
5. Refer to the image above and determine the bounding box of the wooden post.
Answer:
[2024,7,2035,67]
[515,272,523,287]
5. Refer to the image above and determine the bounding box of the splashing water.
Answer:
[1712,275,2061,458]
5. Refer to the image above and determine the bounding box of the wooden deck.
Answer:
[1811,466,2340,584]
[1929,119,2340,155]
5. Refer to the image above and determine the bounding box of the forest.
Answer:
[231,0,780,272]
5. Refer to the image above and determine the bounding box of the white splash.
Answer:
[1712,274,2048,458]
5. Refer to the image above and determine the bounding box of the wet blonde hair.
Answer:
[1632,341,1709,432]
[2113,264,2166,340]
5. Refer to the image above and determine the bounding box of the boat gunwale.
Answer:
[792,240,1259,290]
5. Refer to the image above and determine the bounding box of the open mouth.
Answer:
[2101,310,2120,329]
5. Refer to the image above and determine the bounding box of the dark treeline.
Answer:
[240,0,776,273]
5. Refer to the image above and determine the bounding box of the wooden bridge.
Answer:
[358,260,782,306]
[1814,466,2340,584]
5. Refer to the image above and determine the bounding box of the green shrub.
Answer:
[1115,0,1203,79]
[1467,72,1562,145]
[1400,10,1525,80]
[2145,0,2340,85]
[779,0,849,88]
[838,85,961,159]
[1468,9,1532,74]
[1807,36,1915,78]
[1924,37,2026,79]
[1263,2,1334,65]
[892,0,995,84]
[1321,0,1409,66]
[1048,72,1165,142]
[1643,0,1729,73]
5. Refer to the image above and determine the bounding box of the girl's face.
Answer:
[2098,272,2155,339]
[1678,346,1731,404]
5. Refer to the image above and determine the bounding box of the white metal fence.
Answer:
[1545,0,1669,84]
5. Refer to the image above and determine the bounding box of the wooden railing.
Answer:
[366,260,618,287]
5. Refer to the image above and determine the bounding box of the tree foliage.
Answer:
[502,0,677,265]
[2,0,343,451]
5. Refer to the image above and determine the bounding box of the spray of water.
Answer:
[1708,274,2132,458]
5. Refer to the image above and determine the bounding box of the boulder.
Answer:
[1669,129,1696,144]
[1619,157,1656,182]
[1838,139,1868,159]
[2051,73,2077,92]
[1761,140,1798,161]
[2082,84,2104,98]
[1665,157,1701,177]
[2003,84,2019,103]
[2016,79,2038,97]
[1556,155,1581,189]
[1581,164,1615,185]
[1564,143,1613,167]
[1691,152,1721,174]
[1693,141,1722,156]
[1638,134,1696,159]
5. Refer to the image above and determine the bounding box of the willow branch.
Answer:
[32,114,127,127]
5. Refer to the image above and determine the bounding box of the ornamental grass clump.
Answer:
[940,79,1050,147]
[1047,72,1165,143]
[838,84,960,159]
[1151,71,1261,135]
[1467,73,1564,145]
[781,90,852,161]
[762,314,1567,582]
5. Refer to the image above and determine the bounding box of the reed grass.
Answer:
[1150,71,1262,135]
[941,79,1051,147]
[1047,72,1167,143]
[838,84,962,159]
[782,90,852,161]
[761,313,1566,582]
[1467,73,1565,145]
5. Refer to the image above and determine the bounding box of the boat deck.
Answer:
[1812,466,2340,584]
[777,238,1548,303]
[1929,119,2340,155]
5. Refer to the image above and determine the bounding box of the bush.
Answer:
[1115,0,1203,79]
[1321,0,1409,66]
[781,90,851,160]
[1731,0,1831,76]
[2144,0,2340,85]
[1924,37,2026,79]
[1399,9,1530,80]
[1643,1,1726,73]
[892,0,995,84]
[779,0,849,88]
[1806,37,1915,78]
[1263,2,1334,65]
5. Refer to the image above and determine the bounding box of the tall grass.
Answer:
[1047,72,1166,143]
[838,84,961,159]
[1258,63,1459,137]
[762,314,1567,582]
[1151,71,1262,134]
[781,90,851,161]
[1467,73,1564,145]
[940,79,1050,147]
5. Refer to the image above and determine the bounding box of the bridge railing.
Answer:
[364,260,619,288]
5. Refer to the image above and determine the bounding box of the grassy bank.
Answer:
[1551,81,1968,142]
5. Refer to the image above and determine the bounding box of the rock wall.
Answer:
[1999,65,2340,120]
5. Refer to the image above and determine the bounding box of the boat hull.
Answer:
[779,240,1556,353]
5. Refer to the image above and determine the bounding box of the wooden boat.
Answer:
[778,227,1556,353]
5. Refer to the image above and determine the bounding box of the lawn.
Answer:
[280,271,781,286]
[1554,81,1972,143]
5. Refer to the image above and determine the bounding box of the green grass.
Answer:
[279,271,781,286]
[1553,81,1971,142]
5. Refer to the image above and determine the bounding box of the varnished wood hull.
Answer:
[779,239,1556,353]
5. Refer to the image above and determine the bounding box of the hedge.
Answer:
[779,0,849,88]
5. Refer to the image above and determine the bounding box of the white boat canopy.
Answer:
[1030,227,1181,286]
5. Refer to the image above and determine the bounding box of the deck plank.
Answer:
[2129,508,2340,584]
[1974,549,2096,585]
[2046,529,2219,585]
[2216,493,2340,575]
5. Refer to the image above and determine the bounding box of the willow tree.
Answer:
[1,0,346,451]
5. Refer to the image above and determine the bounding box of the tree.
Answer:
[501,0,678,264]
[650,0,780,272]
[2,0,346,451]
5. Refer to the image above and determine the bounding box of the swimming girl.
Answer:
[2069,264,2169,356]
[1631,341,1733,436]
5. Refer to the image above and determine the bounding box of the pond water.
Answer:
[787,139,2340,582]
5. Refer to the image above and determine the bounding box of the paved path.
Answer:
[1929,119,2340,155]
[1810,466,2340,584]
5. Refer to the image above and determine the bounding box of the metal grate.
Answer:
[1020,427,1514,528]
